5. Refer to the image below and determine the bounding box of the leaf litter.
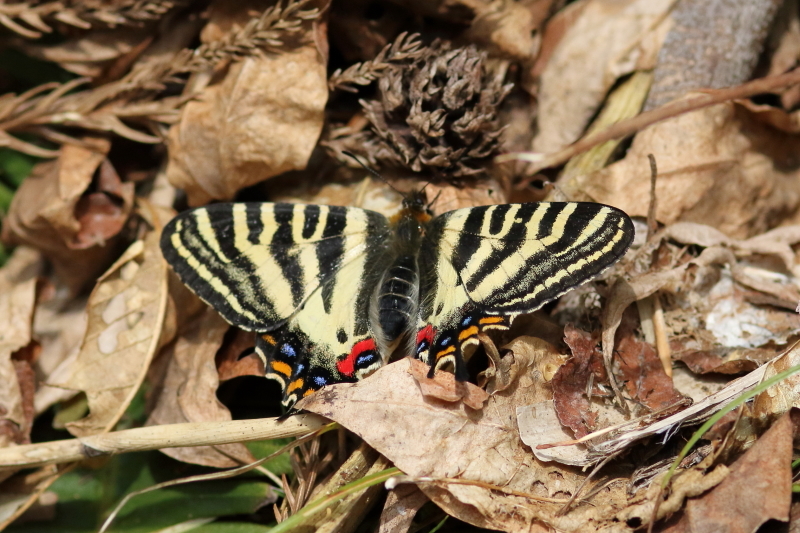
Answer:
[1,1,800,532]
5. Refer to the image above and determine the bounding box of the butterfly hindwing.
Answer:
[417,202,634,376]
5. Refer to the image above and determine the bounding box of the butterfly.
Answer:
[161,189,634,407]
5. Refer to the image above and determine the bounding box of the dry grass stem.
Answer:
[0,415,328,471]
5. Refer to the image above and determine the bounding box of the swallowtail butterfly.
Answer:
[161,189,634,407]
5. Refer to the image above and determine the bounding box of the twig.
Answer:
[0,414,329,471]
[497,66,800,173]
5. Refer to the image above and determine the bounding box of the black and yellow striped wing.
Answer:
[162,202,395,406]
[416,202,633,377]
[161,203,390,332]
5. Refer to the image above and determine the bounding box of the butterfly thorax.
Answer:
[371,191,433,359]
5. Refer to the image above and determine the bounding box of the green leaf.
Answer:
[0,148,37,187]
[7,452,274,533]
[245,439,293,476]
[191,522,273,533]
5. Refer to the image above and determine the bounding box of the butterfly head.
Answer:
[401,188,433,224]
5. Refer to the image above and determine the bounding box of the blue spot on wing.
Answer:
[356,354,375,366]
[313,375,328,387]
[281,344,296,358]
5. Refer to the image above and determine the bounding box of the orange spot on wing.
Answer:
[287,379,304,393]
[435,345,456,360]
[458,325,479,341]
[271,361,292,377]
[479,316,506,325]
[261,334,276,345]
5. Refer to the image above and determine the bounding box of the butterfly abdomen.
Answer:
[376,255,419,342]
[369,204,429,358]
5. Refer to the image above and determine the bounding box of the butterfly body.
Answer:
[161,192,634,407]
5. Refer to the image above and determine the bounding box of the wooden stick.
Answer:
[0,414,328,471]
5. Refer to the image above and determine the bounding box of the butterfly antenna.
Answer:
[426,189,442,210]
[342,151,404,197]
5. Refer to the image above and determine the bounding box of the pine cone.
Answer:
[360,42,511,178]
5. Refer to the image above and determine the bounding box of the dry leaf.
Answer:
[532,0,673,153]
[662,409,794,533]
[1,138,134,293]
[31,292,88,415]
[48,231,168,437]
[551,325,607,438]
[0,248,42,447]
[298,341,632,533]
[216,327,263,381]
[615,307,685,412]
[378,484,428,533]
[566,103,800,239]
[17,26,153,77]
[464,2,540,61]
[166,2,327,205]
[147,308,255,468]
[407,358,488,410]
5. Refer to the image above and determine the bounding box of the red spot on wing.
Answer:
[337,338,377,377]
[416,325,434,346]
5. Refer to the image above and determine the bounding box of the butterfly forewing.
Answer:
[161,202,390,331]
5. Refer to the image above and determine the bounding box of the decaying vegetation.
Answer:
[1,1,800,532]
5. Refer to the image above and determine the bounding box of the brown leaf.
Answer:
[672,345,766,375]
[567,103,800,239]
[298,341,631,532]
[1,138,134,293]
[551,325,607,438]
[0,248,43,447]
[663,410,793,533]
[532,0,672,153]
[378,484,428,533]
[615,307,686,412]
[464,2,540,61]
[49,231,168,437]
[216,327,263,381]
[166,2,328,205]
[407,358,488,410]
[147,308,255,468]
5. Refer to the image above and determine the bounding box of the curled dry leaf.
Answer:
[147,308,255,468]
[565,103,800,239]
[548,341,800,468]
[1,138,134,293]
[0,248,43,447]
[661,409,794,533]
[532,0,673,153]
[216,327,264,381]
[298,340,633,533]
[615,307,686,412]
[407,358,488,410]
[49,230,168,437]
[551,325,608,438]
[166,2,328,205]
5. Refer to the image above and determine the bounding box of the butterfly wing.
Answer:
[161,202,391,406]
[417,202,634,377]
